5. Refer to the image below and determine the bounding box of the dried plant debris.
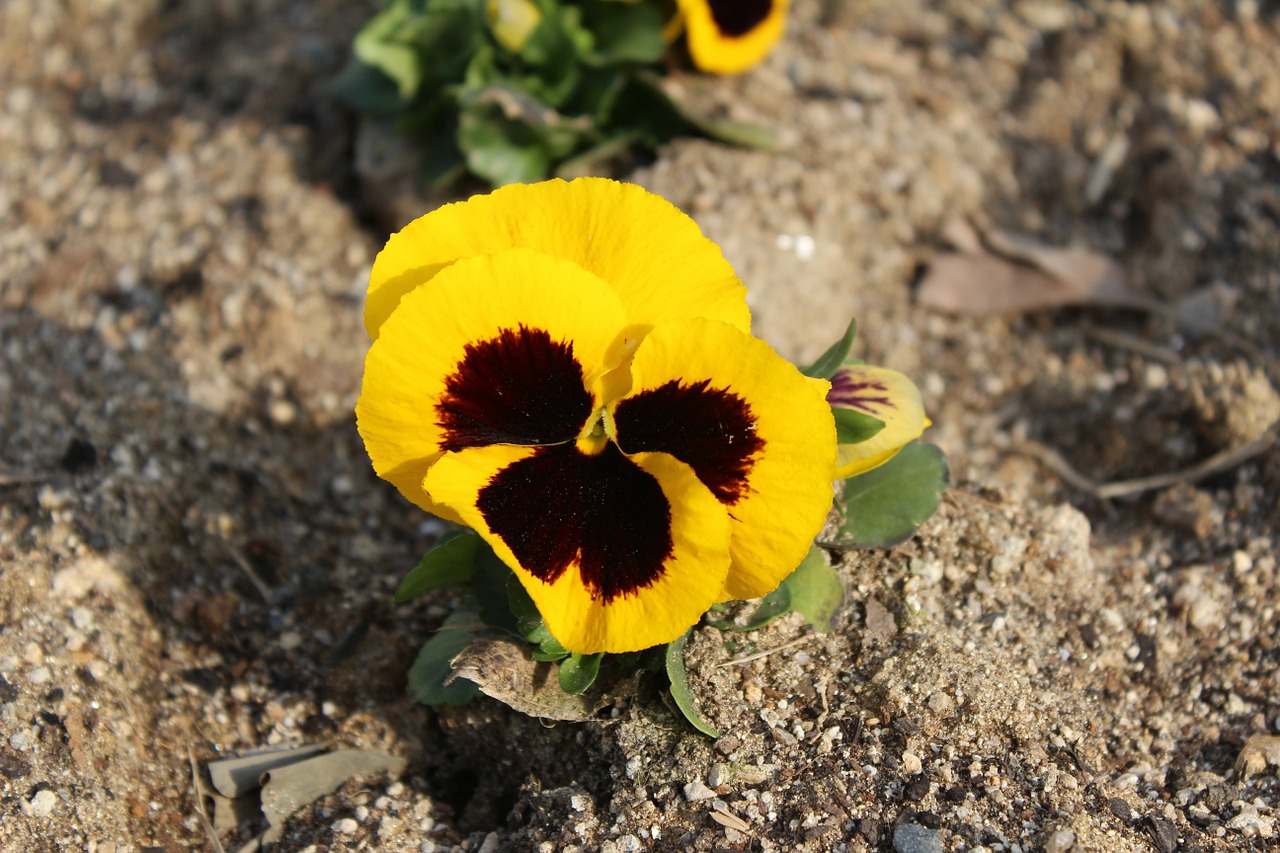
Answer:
[917,219,1156,316]
[204,746,405,847]
[449,637,638,722]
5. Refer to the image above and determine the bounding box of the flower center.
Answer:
[576,407,616,456]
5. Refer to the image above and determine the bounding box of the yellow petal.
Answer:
[425,443,732,654]
[614,318,836,601]
[365,177,749,339]
[356,248,629,514]
[830,365,928,479]
[676,0,789,74]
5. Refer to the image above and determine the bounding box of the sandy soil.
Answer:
[2,0,1279,851]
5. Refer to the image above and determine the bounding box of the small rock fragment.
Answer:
[614,834,641,852]
[683,779,716,802]
[1235,734,1280,778]
[707,764,730,788]
[893,823,943,853]
[1044,828,1075,852]
[26,789,59,818]
[333,817,358,834]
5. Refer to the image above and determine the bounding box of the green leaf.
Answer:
[554,130,642,179]
[394,530,481,604]
[687,117,777,150]
[832,406,886,445]
[353,2,426,98]
[532,634,570,662]
[824,441,950,549]
[507,576,554,644]
[407,610,484,706]
[802,319,858,379]
[665,631,721,738]
[558,652,604,694]
[704,583,792,633]
[457,93,589,185]
[783,545,844,632]
[581,0,666,64]
[470,542,521,633]
[327,61,408,117]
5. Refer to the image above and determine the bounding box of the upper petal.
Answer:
[425,442,732,654]
[829,365,928,479]
[365,177,750,338]
[613,317,836,601]
[356,248,629,514]
[676,0,789,74]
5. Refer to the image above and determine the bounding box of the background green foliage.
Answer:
[332,0,769,186]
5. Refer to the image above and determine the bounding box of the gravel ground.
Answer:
[2,0,1279,851]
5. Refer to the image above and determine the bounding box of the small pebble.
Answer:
[333,817,358,834]
[614,834,641,853]
[893,823,943,853]
[28,667,52,685]
[70,606,93,630]
[1044,829,1075,853]
[26,789,59,818]
[683,778,716,802]
[707,764,730,788]
[477,832,500,853]
[9,730,32,752]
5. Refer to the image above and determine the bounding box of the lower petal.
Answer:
[617,318,836,601]
[425,443,731,654]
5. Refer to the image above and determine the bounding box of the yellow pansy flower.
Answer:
[675,0,789,74]
[828,365,929,479]
[357,179,835,654]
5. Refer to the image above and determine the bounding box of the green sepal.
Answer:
[407,610,484,706]
[558,652,604,694]
[802,319,858,379]
[394,530,482,604]
[532,636,571,663]
[823,441,950,549]
[783,545,844,632]
[665,630,721,738]
[832,406,886,445]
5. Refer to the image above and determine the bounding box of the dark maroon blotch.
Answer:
[827,373,893,414]
[707,0,773,37]
[477,443,674,604]
[614,379,763,505]
[437,326,593,451]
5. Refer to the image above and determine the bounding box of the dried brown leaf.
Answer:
[918,221,1157,316]
[448,638,599,722]
[260,749,405,844]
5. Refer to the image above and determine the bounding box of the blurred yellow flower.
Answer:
[675,0,789,74]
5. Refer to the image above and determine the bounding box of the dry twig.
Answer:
[716,635,815,668]
[1014,421,1278,500]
